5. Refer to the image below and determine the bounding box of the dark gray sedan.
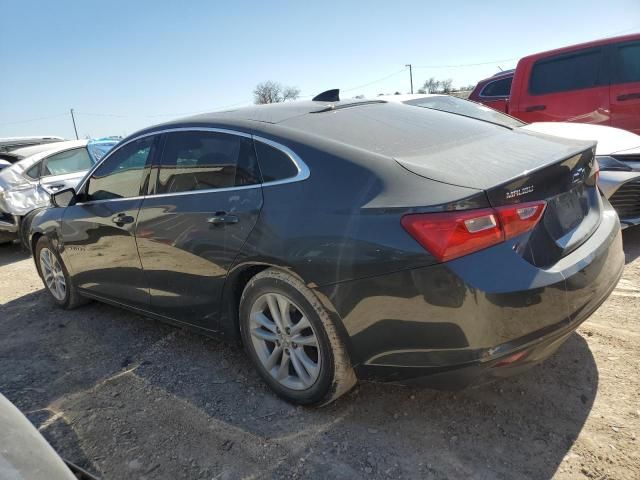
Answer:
[27,96,624,405]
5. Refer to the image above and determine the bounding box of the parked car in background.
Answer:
[382,93,640,228]
[27,95,623,405]
[469,33,640,134]
[0,135,64,154]
[0,138,118,244]
[467,69,513,113]
[524,122,640,227]
[0,141,76,170]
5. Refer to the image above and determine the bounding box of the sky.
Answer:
[1,0,639,139]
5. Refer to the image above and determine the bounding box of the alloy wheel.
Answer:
[40,247,66,301]
[249,292,321,390]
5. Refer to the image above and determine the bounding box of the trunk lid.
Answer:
[396,129,600,266]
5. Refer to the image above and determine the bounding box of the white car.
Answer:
[0,138,119,244]
[380,94,640,229]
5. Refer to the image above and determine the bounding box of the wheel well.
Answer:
[31,232,43,255]
[227,264,270,342]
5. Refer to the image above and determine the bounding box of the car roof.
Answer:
[376,93,445,103]
[520,32,640,62]
[476,70,514,86]
[11,139,88,159]
[131,99,395,143]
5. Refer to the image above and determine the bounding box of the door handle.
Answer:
[616,92,640,101]
[525,104,546,112]
[111,213,135,225]
[47,184,65,191]
[207,213,239,226]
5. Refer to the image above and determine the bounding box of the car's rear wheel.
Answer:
[35,236,87,309]
[239,268,356,406]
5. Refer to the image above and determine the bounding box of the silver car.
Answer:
[0,138,118,244]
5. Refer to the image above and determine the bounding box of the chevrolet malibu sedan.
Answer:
[27,96,624,405]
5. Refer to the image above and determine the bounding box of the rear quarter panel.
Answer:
[234,130,487,288]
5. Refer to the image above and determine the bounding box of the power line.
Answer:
[414,58,519,69]
[0,112,68,127]
[341,67,409,93]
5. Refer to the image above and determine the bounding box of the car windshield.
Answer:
[403,96,525,128]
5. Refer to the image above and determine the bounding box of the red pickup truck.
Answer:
[469,33,640,134]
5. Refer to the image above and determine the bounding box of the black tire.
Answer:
[239,268,356,406]
[34,236,88,309]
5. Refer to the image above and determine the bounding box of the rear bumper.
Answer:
[355,266,620,388]
[322,203,624,388]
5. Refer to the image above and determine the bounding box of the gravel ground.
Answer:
[0,229,639,480]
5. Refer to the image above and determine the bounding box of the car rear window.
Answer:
[403,96,524,128]
[529,48,605,95]
[480,77,512,97]
[281,102,511,161]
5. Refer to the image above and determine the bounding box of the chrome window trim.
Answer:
[73,127,309,205]
[253,135,310,186]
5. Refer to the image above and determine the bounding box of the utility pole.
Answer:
[405,64,413,94]
[70,108,79,140]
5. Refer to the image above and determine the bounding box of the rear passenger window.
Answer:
[614,42,640,84]
[43,148,93,176]
[530,49,605,95]
[254,141,298,182]
[157,131,260,194]
[480,77,512,97]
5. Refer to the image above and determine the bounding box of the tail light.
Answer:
[401,201,546,262]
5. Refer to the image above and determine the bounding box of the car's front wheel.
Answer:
[239,268,356,406]
[35,236,87,309]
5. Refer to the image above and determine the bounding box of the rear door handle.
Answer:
[525,104,546,112]
[207,213,239,226]
[616,92,640,101]
[47,184,65,191]
[112,213,135,225]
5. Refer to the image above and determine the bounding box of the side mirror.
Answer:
[51,188,76,208]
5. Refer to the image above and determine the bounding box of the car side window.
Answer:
[25,163,41,179]
[529,48,605,95]
[42,148,93,177]
[156,131,260,194]
[254,141,298,182]
[480,77,512,97]
[613,41,640,85]
[86,137,153,201]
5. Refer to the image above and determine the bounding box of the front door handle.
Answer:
[47,184,65,191]
[207,213,239,226]
[525,104,546,112]
[617,92,640,101]
[112,213,135,225]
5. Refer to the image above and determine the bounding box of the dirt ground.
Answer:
[1,229,639,480]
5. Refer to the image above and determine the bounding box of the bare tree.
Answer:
[253,81,301,104]
[440,78,454,93]
[422,77,441,94]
